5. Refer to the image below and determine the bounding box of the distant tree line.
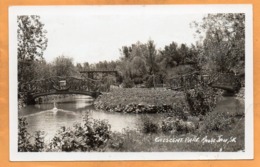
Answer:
[18,13,245,94]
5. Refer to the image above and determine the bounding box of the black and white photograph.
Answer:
[9,5,253,161]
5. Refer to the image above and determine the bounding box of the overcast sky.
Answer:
[39,6,206,64]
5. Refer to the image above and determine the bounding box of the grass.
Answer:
[97,88,185,106]
[106,124,244,152]
[94,88,186,113]
[106,111,244,152]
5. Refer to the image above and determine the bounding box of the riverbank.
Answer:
[19,90,245,152]
[94,88,187,114]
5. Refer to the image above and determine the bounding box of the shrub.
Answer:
[49,114,111,152]
[108,132,125,151]
[201,111,235,133]
[18,117,46,152]
[139,115,159,134]
[174,119,196,133]
[161,117,176,134]
[122,77,134,88]
[18,117,34,152]
[161,117,197,134]
[33,131,45,152]
[185,84,218,116]
[144,75,154,88]
[171,102,189,120]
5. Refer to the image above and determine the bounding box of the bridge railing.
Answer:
[21,76,102,95]
[166,72,241,92]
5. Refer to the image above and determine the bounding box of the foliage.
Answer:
[201,110,235,133]
[118,40,160,87]
[17,15,48,101]
[49,114,111,152]
[144,75,155,88]
[32,60,53,80]
[161,117,176,134]
[161,116,197,134]
[160,42,182,67]
[18,117,46,152]
[139,115,159,134]
[52,55,79,77]
[185,84,218,116]
[122,77,134,88]
[192,13,245,74]
[107,132,125,151]
[33,131,46,152]
[17,15,48,61]
[18,117,34,152]
[108,115,244,152]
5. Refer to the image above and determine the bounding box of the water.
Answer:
[19,95,151,142]
[19,95,243,142]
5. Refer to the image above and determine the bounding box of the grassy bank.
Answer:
[94,88,187,113]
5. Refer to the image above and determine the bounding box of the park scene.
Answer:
[17,11,245,152]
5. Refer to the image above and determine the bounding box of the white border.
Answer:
[9,5,253,161]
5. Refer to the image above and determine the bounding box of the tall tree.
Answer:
[193,13,245,73]
[145,40,158,88]
[17,15,48,92]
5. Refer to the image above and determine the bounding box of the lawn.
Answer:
[94,88,186,113]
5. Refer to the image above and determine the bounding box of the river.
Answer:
[19,95,157,142]
[19,95,244,143]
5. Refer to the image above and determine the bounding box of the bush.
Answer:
[144,75,154,88]
[185,85,218,116]
[49,114,111,152]
[33,131,45,152]
[107,132,125,151]
[201,111,235,133]
[161,117,175,134]
[18,117,34,152]
[18,117,45,152]
[161,117,197,134]
[139,115,159,134]
[122,77,134,88]
[174,119,196,133]
[171,102,189,120]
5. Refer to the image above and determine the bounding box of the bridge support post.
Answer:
[92,92,101,99]
[223,90,236,96]
[26,93,36,105]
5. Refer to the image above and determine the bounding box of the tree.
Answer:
[130,56,147,84]
[17,15,48,84]
[17,15,48,103]
[193,13,245,74]
[160,42,182,68]
[83,62,90,70]
[179,44,189,64]
[144,40,159,88]
[32,60,53,80]
[76,63,83,72]
[52,55,78,77]
[120,46,132,59]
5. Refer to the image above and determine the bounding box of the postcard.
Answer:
[9,5,253,161]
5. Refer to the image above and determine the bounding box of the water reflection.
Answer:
[19,95,143,141]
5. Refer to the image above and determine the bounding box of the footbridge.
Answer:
[20,76,102,104]
[167,72,241,92]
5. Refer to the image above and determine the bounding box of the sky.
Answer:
[39,6,206,64]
